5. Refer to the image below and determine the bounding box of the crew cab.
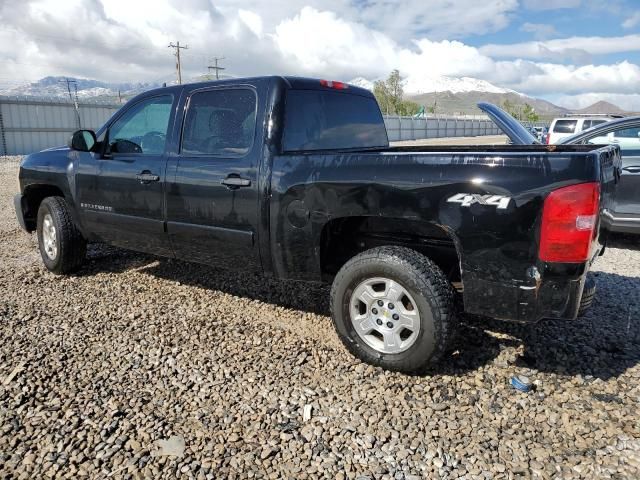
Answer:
[15,77,621,373]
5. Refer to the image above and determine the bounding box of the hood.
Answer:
[477,102,539,145]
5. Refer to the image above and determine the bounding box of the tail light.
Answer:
[320,79,348,90]
[545,133,551,144]
[539,182,600,263]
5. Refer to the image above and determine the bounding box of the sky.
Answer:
[0,0,639,109]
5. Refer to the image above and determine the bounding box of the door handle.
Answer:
[136,171,160,184]
[623,166,640,173]
[221,175,251,189]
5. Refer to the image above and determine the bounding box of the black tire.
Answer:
[330,246,456,373]
[578,274,596,317]
[36,196,86,274]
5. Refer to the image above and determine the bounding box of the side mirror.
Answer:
[68,129,97,152]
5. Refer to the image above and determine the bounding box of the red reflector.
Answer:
[539,182,600,263]
[545,133,550,144]
[320,79,348,90]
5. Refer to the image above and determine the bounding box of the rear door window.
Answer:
[589,120,607,128]
[614,127,640,138]
[181,88,256,156]
[283,90,388,151]
[553,120,577,134]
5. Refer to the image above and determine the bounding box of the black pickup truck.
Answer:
[15,76,621,373]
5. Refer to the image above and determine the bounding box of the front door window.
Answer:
[108,95,173,155]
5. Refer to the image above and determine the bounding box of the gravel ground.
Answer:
[1,155,639,479]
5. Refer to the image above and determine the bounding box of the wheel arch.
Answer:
[21,183,67,232]
[319,215,463,289]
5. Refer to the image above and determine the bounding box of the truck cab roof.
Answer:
[130,76,376,102]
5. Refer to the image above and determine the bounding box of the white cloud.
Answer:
[502,61,640,95]
[522,0,581,10]
[238,10,263,38]
[520,22,558,40]
[0,0,638,109]
[480,34,640,61]
[622,12,640,29]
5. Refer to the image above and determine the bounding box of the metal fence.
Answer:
[0,96,120,155]
[383,115,503,142]
[1,96,535,155]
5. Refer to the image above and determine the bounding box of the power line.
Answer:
[59,78,81,128]
[207,57,225,80]
[168,41,189,84]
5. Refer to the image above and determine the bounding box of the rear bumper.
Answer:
[14,194,29,232]
[462,263,589,323]
[602,209,640,234]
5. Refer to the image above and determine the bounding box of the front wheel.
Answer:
[330,246,456,373]
[37,196,86,274]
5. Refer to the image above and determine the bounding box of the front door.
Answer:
[76,94,175,255]
[611,127,640,215]
[166,86,262,271]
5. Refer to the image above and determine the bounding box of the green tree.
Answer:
[373,79,391,114]
[397,100,421,116]
[373,69,413,115]
[522,103,539,122]
[502,100,539,123]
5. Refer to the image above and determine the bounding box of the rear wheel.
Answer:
[37,197,86,274]
[578,274,596,317]
[330,246,456,373]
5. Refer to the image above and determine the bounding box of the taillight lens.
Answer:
[539,182,600,263]
[545,133,551,144]
[320,79,348,90]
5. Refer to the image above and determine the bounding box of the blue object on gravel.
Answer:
[510,375,533,392]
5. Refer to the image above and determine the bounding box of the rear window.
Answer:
[552,120,577,133]
[283,90,388,151]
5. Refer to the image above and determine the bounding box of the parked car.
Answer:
[546,114,622,144]
[559,117,640,234]
[532,126,547,143]
[14,78,621,373]
[480,103,636,235]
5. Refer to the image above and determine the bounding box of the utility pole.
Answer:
[59,78,81,128]
[168,41,189,84]
[207,56,225,80]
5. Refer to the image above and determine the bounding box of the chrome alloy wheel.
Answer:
[42,213,58,260]
[350,277,421,354]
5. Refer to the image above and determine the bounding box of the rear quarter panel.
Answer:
[270,145,619,321]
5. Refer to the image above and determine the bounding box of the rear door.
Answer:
[165,85,263,271]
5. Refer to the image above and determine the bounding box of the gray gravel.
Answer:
[1,155,639,479]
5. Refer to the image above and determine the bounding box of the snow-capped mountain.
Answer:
[0,76,160,99]
[348,74,516,95]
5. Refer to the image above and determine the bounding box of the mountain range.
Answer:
[349,75,630,118]
[0,75,631,118]
[0,76,160,101]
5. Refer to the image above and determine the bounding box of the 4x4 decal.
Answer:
[447,193,511,209]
